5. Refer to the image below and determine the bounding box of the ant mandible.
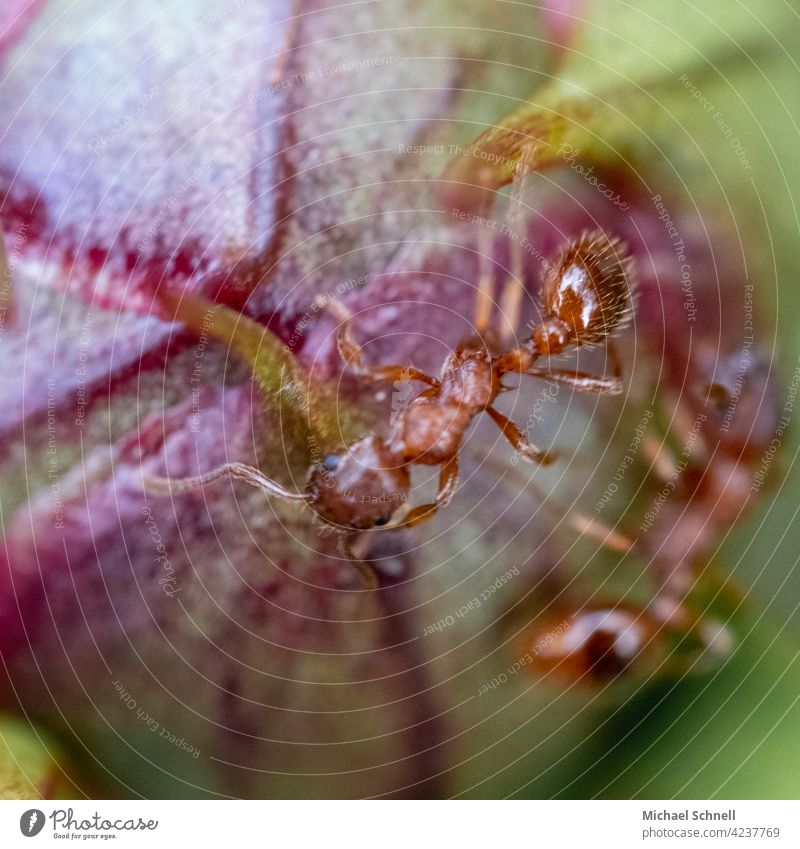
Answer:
[144,230,635,586]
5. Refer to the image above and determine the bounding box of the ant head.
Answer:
[305,436,411,531]
[538,231,633,352]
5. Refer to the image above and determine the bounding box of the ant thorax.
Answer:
[388,348,499,465]
[305,435,411,530]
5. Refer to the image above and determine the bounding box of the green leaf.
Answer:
[158,288,364,467]
[0,715,76,800]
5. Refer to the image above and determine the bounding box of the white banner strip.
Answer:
[1,800,798,848]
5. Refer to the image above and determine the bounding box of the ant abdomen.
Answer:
[533,232,634,355]
[522,605,657,685]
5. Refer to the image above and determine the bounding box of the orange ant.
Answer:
[143,231,635,586]
[494,333,777,686]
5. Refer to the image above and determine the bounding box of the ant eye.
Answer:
[374,514,391,526]
[322,455,340,472]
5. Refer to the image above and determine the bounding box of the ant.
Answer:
[515,600,733,686]
[143,230,635,586]
[494,331,779,686]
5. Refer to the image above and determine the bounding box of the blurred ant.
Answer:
[496,333,778,685]
[144,231,635,586]
[514,600,734,686]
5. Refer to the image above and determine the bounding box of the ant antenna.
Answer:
[141,462,311,501]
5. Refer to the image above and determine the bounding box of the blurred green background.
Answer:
[2,0,800,800]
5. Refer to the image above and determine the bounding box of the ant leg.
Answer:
[640,433,680,482]
[325,299,439,387]
[498,146,533,343]
[141,462,309,500]
[435,454,459,507]
[523,345,624,394]
[499,240,525,344]
[523,366,623,394]
[567,511,634,553]
[474,226,495,334]
[398,455,459,528]
[355,363,440,386]
[459,439,634,554]
[338,533,379,588]
[486,406,556,464]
